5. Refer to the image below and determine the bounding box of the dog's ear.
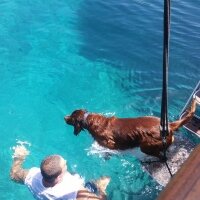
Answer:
[76,109,87,122]
[74,122,83,136]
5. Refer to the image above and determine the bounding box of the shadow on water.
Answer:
[77,0,163,70]
[76,0,200,121]
[77,0,200,91]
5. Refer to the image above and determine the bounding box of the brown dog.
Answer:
[64,99,197,159]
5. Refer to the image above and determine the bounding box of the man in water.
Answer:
[10,144,110,200]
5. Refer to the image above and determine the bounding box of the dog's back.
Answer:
[113,116,160,131]
[85,115,161,150]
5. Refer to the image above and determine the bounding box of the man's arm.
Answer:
[10,145,30,184]
[76,176,110,200]
[76,189,105,200]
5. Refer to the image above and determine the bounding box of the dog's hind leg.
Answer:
[169,98,197,132]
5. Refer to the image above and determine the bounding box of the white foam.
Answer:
[86,141,157,161]
[11,139,31,159]
[102,112,116,117]
[15,139,31,146]
[86,141,141,158]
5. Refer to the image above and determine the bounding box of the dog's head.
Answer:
[64,109,87,136]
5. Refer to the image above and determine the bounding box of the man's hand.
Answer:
[10,143,30,183]
[12,145,29,160]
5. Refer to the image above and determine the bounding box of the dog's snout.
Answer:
[64,116,69,122]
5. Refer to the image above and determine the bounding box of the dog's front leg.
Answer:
[101,135,115,149]
[140,143,163,159]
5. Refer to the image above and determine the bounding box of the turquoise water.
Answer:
[0,0,200,199]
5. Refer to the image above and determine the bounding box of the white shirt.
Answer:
[25,167,84,200]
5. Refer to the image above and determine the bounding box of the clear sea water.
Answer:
[0,0,200,199]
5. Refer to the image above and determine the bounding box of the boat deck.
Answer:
[157,144,200,200]
[183,115,200,137]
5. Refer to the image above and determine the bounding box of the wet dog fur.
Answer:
[64,99,197,159]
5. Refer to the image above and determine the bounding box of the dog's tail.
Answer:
[169,98,197,132]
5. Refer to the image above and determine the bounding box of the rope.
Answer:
[160,0,170,140]
[160,0,173,177]
[165,160,173,177]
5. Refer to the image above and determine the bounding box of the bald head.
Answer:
[40,155,66,183]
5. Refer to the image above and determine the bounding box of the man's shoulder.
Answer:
[63,173,84,188]
[24,167,41,185]
[27,167,40,175]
